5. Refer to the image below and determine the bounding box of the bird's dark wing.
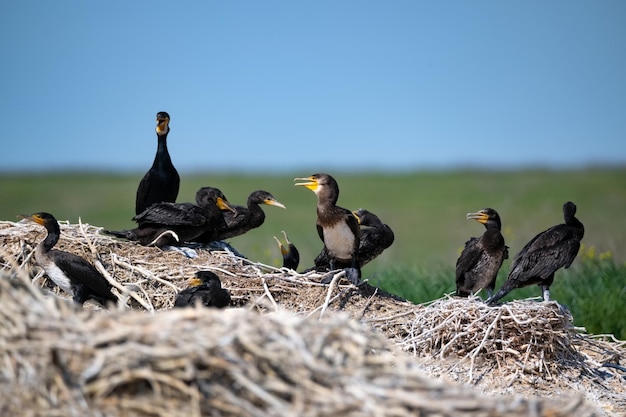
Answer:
[510,239,581,281]
[134,203,208,226]
[52,250,117,303]
[174,287,200,307]
[455,238,482,285]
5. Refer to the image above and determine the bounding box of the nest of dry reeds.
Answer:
[1,219,625,416]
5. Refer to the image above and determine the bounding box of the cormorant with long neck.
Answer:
[455,208,508,299]
[20,212,118,307]
[295,173,361,284]
[488,201,584,305]
[135,111,180,215]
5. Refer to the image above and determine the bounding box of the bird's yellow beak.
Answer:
[18,213,44,226]
[466,210,489,224]
[217,198,237,213]
[264,199,286,209]
[187,277,202,287]
[294,177,318,191]
[351,211,362,225]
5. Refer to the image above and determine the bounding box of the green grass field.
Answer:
[1,168,625,338]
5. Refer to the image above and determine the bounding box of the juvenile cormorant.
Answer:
[295,173,361,284]
[20,212,118,307]
[455,208,508,299]
[202,190,285,242]
[312,208,394,271]
[488,201,584,305]
[173,270,231,308]
[273,230,300,270]
[107,187,234,247]
[135,111,180,215]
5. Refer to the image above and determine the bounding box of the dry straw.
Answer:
[1,220,624,416]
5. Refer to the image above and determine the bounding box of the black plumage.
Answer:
[274,230,300,270]
[488,201,584,305]
[20,212,118,307]
[295,173,361,284]
[107,187,234,247]
[174,271,231,308]
[198,190,285,242]
[455,208,508,299]
[135,111,180,215]
[313,208,394,271]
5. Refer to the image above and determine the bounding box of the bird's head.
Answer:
[155,111,170,135]
[18,212,56,227]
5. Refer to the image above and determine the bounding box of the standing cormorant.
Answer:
[295,173,361,284]
[312,208,394,271]
[488,201,584,305]
[20,212,118,307]
[107,187,234,247]
[273,230,300,270]
[174,270,231,308]
[135,111,180,215]
[455,208,508,299]
[200,190,285,242]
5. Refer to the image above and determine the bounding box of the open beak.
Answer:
[294,177,318,191]
[466,210,488,224]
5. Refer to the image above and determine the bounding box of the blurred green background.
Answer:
[1,168,625,338]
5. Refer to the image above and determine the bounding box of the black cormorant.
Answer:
[107,187,234,247]
[488,201,584,305]
[135,111,180,215]
[200,190,285,242]
[295,173,361,284]
[273,230,300,270]
[173,270,231,308]
[312,208,394,271]
[20,212,118,307]
[455,208,508,299]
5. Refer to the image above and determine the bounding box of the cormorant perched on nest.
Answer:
[273,230,300,270]
[295,173,361,285]
[19,212,118,308]
[455,208,508,299]
[106,187,234,247]
[135,111,180,215]
[488,201,584,305]
[196,190,286,242]
[173,270,231,308]
[312,208,394,271]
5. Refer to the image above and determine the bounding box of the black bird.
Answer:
[273,230,300,270]
[455,208,508,299]
[295,173,361,284]
[20,212,118,307]
[135,111,180,215]
[107,187,234,247]
[198,190,286,242]
[313,208,394,271]
[174,270,231,308]
[488,201,584,305]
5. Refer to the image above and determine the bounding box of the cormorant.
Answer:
[20,212,118,307]
[173,270,231,308]
[295,173,361,284]
[199,190,285,242]
[488,201,584,305]
[455,208,508,299]
[273,230,300,270]
[312,208,394,271]
[107,187,234,247]
[135,111,180,215]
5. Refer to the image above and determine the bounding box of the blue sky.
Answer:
[2,1,625,173]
